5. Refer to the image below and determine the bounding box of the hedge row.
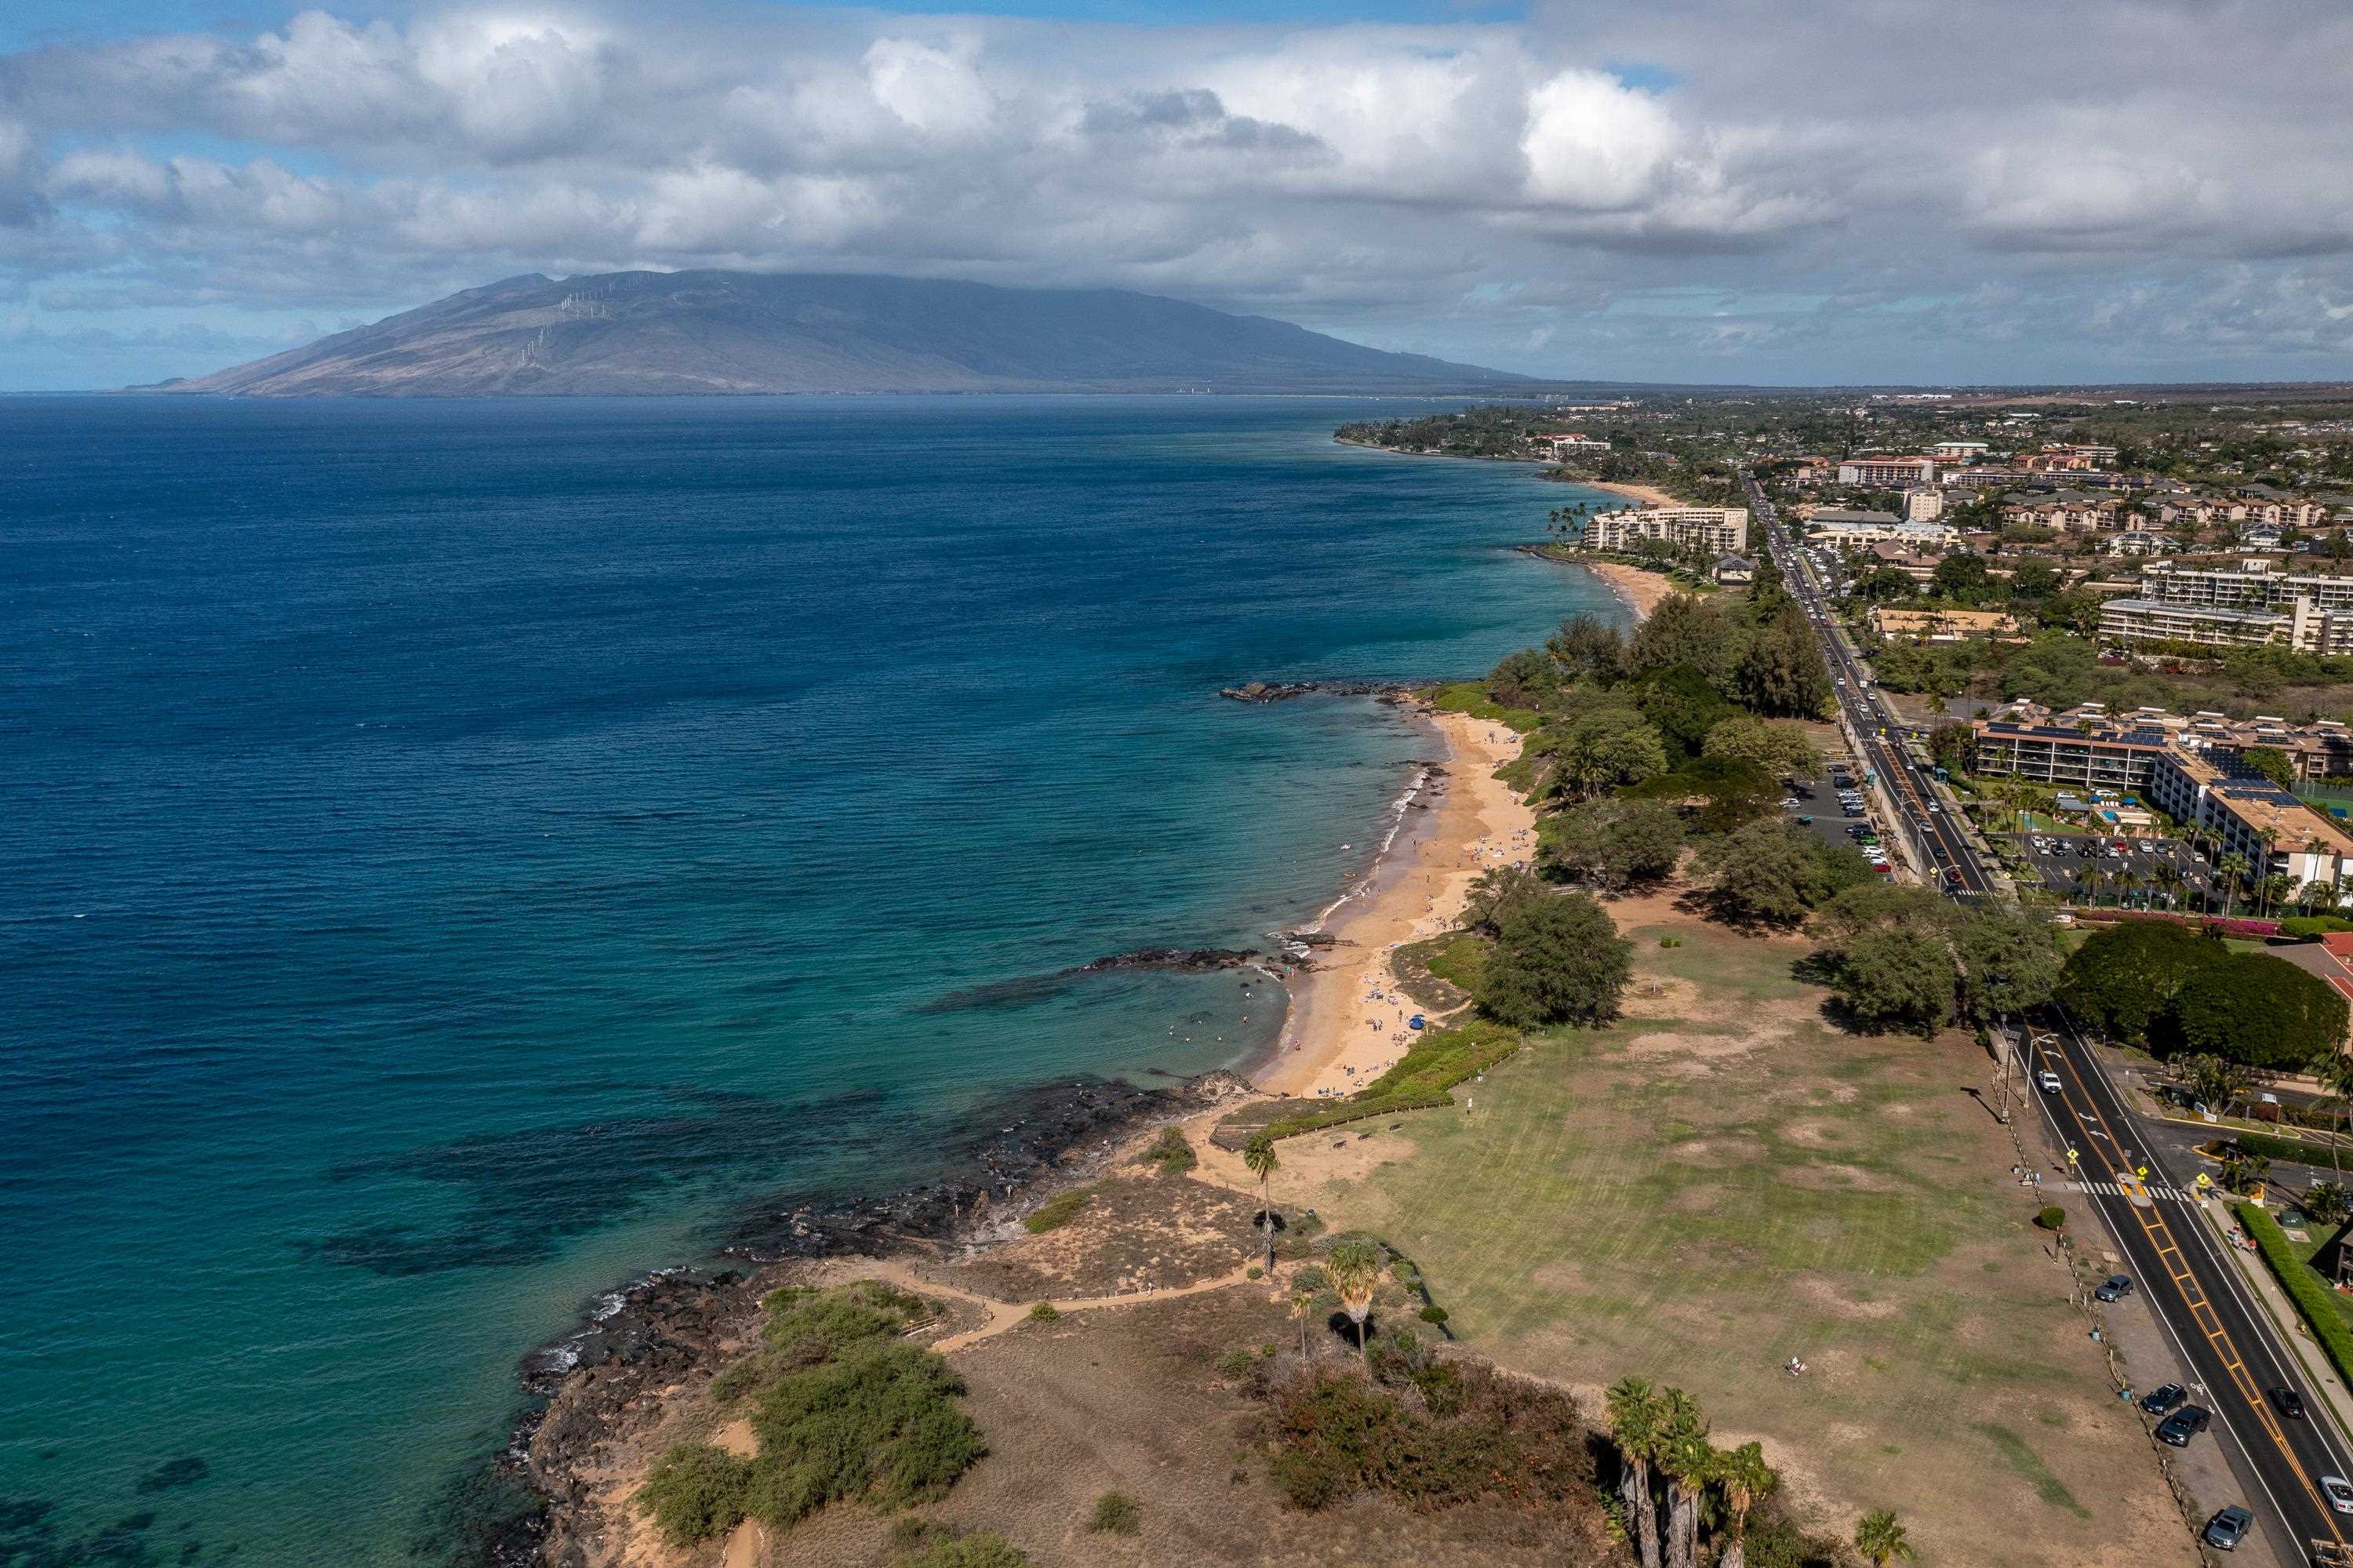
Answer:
[2070,909,2282,938]
[1263,1019,1523,1142]
[2228,1129,2353,1170]
[2235,1202,2353,1391]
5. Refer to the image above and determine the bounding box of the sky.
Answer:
[3,0,2351,389]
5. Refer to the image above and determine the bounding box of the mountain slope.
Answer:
[165,271,1529,397]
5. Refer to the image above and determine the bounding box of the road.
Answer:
[1742,475,1991,899]
[1744,472,2353,1562]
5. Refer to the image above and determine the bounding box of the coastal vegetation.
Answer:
[1022,1188,1094,1234]
[635,1280,985,1548]
[2060,919,2348,1066]
[1145,1125,1198,1175]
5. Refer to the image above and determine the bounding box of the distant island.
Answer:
[142,271,1534,398]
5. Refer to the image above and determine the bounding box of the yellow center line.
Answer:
[2048,1036,2345,1537]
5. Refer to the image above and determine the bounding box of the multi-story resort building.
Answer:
[1836,456,1939,486]
[1971,702,2353,892]
[2098,560,2353,653]
[1581,505,1748,555]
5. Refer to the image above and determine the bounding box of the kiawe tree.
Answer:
[1701,714,1819,780]
[1478,892,1635,1028]
[1538,797,1686,891]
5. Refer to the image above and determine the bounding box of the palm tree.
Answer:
[1604,1377,1667,1568]
[1324,1239,1383,1356]
[2219,853,2249,917]
[1855,1509,1915,1566]
[2315,1049,2353,1181]
[1289,1278,1318,1362]
[1659,1388,1711,1568]
[1243,1135,1281,1275]
[2263,874,2293,920]
[1715,1441,1776,1568]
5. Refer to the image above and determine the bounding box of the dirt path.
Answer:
[860,1257,1262,1355]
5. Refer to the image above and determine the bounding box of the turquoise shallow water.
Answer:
[0,395,1617,1564]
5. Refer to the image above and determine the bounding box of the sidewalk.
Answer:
[2198,1197,2353,1452]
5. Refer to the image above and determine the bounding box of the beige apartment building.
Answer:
[1582,505,1749,555]
[2097,560,2353,653]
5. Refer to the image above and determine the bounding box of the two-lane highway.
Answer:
[2031,1006,2353,1560]
[1742,468,2353,1562]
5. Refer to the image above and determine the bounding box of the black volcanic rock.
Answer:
[159,271,1530,398]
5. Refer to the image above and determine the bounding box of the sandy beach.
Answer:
[1578,558,1678,622]
[1588,478,1685,508]
[1253,707,1536,1101]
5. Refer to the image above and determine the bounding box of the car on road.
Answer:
[2325,1475,2353,1515]
[2094,1274,2133,1301]
[2037,1070,2064,1094]
[2202,1505,2252,1550]
[2268,1386,2308,1420]
[2155,1406,2211,1446]
[2141,1384,2188,1415]
[1945,868,1964,886]
[1797,815,1813,825]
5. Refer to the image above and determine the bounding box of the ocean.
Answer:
[0,395,1619,1565]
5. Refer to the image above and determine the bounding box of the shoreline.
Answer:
[1253,703,1535,1101]
[1576,557,1675,624]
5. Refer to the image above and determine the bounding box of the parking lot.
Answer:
[1781,759,1895,875]
[1992,831,2217,907]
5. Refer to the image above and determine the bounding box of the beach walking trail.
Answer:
[1253,708,1537,1101]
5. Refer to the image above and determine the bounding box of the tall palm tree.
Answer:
[1604,1377,1667,1568]
[2219,853,2249,917]
[1659,1388,1711,1568]
[1715,1442,1776,1568]
[1244,1135,1281,1275]
[1289,1278,1318,1362]
[1324,1239,1382,1356]
[1855,1509,1915,1566]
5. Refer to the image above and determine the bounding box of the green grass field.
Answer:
[1297,908,2183,1567]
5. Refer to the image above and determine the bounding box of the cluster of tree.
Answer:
[2060,920,2351,1068]
[1333,406,1570,458]
[1697,819,1876,928]
[1606,1377,1893,1568]
[1808,886,2065,1035]
[1864,618,2353,720]
[1459,866,1636,1028]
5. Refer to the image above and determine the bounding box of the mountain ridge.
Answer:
[154,271,1532,397]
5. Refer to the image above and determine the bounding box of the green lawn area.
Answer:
[1297,909,2183,1567]
[2273,1221,2353,1338]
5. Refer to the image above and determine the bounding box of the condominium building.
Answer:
[1581,505,1748,555]
[2097,560,2353,654]
[1837,457,1939,486]
[1971,701,2353,890]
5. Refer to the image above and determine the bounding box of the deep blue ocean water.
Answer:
[0,395,1617,1565]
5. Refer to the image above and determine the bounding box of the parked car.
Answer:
[2095,1275,2133,1302]
[2140,1384,2187,1415]
[2268,1386,2307,1421]
[2155,1406,2211,1446]
[2202,1505,2252,1550]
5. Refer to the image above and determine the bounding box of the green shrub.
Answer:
[1658,936,1682,949]
[2228,1129,2353,1168]
[1261,1359,1588,1512]
[1219,1349,1257,1379]
[645,1282,987,1546]
[1144,1126,1197,1176]
[758,1279,929,1368]
[1027,1302,1060,1323]
[2237,1203,2353,1389]
[1024,1188,1093,1234]
[2282,915,2353,939]
[2035,1205,2065,1231]
[893,1530,1030,1568]
[636,1443,751,1545]
[1086,1491,1143,1536]
[1427,681,1542,733]
[1418,1304,1449,1326]
[1246,1265,1263,1279]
